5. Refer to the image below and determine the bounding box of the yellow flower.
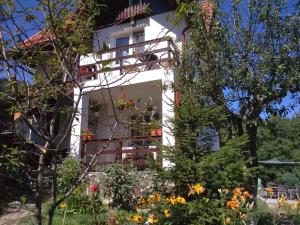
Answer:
[189,184,206,195]
[240,213,247,220]
[163,209,172,218]
[176,196,186,204]
[147,214,158,224]
[137,197,147,206]
[167,196,177,205]
[227,198,240,210]
[225,217,231,224]
[278,195,286,208]
[128,215,143,223]
[59,202,67,209]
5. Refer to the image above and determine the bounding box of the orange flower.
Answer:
[227,198,240,210]
[265,187,273,196]
[242,191,251,199]
[148,193,161,203]
[233,187,243,197]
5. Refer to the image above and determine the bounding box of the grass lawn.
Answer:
[20,213,98,225]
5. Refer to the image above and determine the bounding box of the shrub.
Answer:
[57,157,82,195]
[101,164,139,210]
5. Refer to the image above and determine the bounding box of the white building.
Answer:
[70,0,213,170]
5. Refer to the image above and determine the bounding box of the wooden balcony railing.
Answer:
[79,37,176,79]
[81,136,161,170]
[115,3,150,22]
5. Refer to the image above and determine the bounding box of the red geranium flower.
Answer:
[89,183,99,193]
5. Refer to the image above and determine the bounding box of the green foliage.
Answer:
[257,116,300,186]
[280,172,299,187]
[196,136,251,191]
[100,165,139,210]
[57,157,82,195]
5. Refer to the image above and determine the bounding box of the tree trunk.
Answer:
[35,154,45,225]
[246,123,259,198]
[47,160,57,225]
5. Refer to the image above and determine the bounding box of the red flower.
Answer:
[90,183,99,193]
[127,99,135,106]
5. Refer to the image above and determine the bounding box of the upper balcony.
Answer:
[79,37,176,82]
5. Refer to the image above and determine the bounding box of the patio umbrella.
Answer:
[259,158,300,166]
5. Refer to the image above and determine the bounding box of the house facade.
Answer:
[70,0,213,170]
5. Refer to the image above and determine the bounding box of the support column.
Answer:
[70,88,89,157]
[162,71,175,168]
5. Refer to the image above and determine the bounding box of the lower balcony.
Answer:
[81,136,161,171]
[79,81,164,170]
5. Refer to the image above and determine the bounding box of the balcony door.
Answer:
[116,36,129,65]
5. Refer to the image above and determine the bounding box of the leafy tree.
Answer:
[257,116,300,186]
[175,0,299,192]
[0,1,114,224]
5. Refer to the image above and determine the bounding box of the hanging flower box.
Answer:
[81,129,95,141]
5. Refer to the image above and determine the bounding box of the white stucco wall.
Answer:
[70,11,186,167]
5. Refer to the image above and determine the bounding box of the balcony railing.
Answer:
[115,3,150,22]
[79,37,176,79]
[81,136,161,170]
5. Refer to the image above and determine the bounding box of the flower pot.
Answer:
[82,134,95,141]
[150,128,162,137]
[155,128,162,136]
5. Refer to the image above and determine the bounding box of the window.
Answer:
[133,31,145,55]
[116,36,130,64]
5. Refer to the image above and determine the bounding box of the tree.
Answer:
[176,0,299,192]
[0,1,119,224]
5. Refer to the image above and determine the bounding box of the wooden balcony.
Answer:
[81,136,161,170]
[115,3,150,22]
[79,37,176,79]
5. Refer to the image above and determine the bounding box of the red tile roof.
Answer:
[20,29,55,48]
[115,3,150,22]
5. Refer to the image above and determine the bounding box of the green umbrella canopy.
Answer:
[259,158,300,166]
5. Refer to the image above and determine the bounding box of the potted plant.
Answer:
[81,129,96,141]
[148,120,162,137]
[127,98,135,108]
[116,96,128,110]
